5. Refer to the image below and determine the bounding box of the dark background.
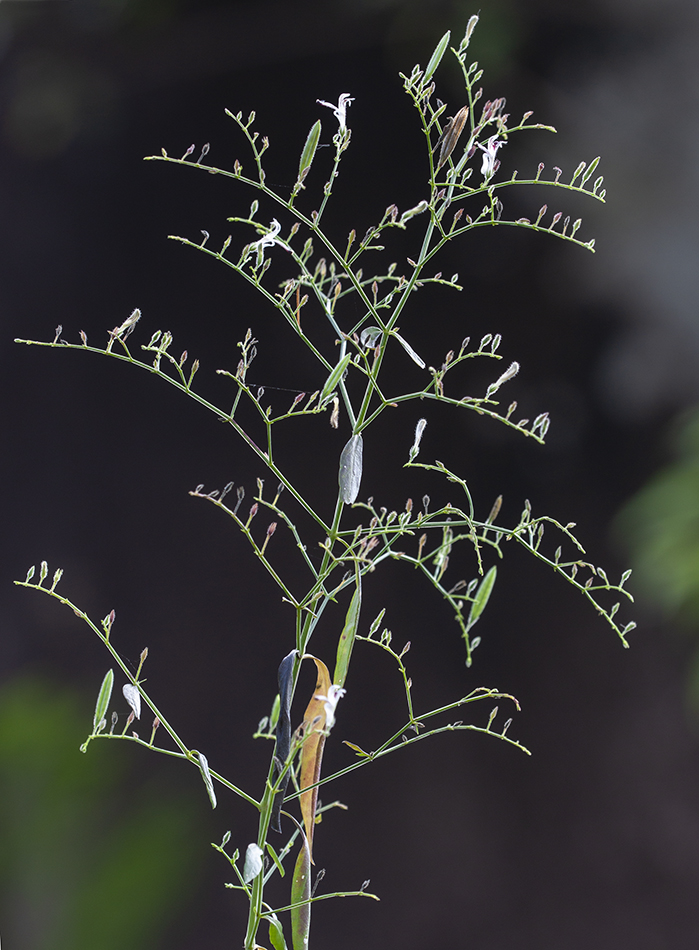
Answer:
[2,1,699,948]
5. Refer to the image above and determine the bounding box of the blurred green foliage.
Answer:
[0,676,201,950]
[619,408,699,708]
[620,410,699,619]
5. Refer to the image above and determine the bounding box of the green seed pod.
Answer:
[466,565,497,634]
[320,353,352,406]
[298,119,322,183]
[93,669,114,731]
[423,30,451,84]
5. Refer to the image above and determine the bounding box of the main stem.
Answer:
[242,494,344,949]
[243,759,277,949]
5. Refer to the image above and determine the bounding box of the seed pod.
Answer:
[197,751,217,809]
[298,119,322,182]
[320,353,352,406]
[437,104,469,170]
[339,435,363,504]
[423,30,451,84]
[122,683,141,720]
[93,670,114,732]
[242,842,264,883]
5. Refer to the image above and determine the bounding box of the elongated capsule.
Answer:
[436,104,469,170]
[339,434,363,504]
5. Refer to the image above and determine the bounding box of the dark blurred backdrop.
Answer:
[2,1,699,948]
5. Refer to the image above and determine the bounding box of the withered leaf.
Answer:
[271,649,297,833]
[299,656,332,862]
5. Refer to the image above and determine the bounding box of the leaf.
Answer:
[392,331,426,369]
[242,842,264,883]
[268,914,289,950]
[334,580,361,688]
[266,841,286,878]
[338,435,363,504]
[466,565,497,634]
[271,649,297,833]
[290,835,311,950]
[93,669,114,731]
[423,30,451,83]
[343,740,369,757]
[122,683,141,719]
[298,119,322,182]
[299,657,332,861]
[197,751,217,809]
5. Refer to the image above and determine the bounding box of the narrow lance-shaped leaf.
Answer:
[465,565,497,636]
[268,914,289,950]
[197,751,217,809]
[290,834,312,950]
[334,580,361,688]
[299,656,332,861]
[93,669,114,731]
[298,120,322,182]
[271,649,297,833]
[423,30,451,83]
[339,434,363,504]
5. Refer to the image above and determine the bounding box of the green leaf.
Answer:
[269,914,289,950]
[290,836,311,950]
[466,566,497,634]
[266,841,286,878]
[298,120,322,181]
[334,581,361,688]
[93,669,114,731]
[423,30,451,83]
[343,740,369,757]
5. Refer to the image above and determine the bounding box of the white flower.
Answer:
[247,219,288,267]
[486,360,520,397]
[477,135,504,179]
[317,93,354,130]
[409,418,427,461]
[315,684,346,731]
